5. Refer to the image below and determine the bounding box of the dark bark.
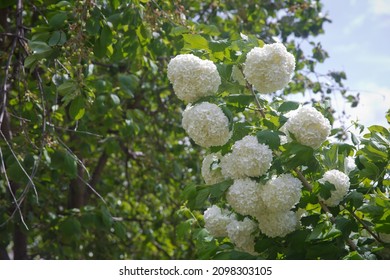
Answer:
[68,163,86,209]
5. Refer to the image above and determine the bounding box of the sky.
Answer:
[313,0,390,130]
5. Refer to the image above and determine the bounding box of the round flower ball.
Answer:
[319,169,350,207]
[167,54,221,103]
[201,152,225,185]
[182,102,231,148]
[284,106,331,149]
[260,174,303,212]
[203,205,235,238]
[243,43,295,93]
[256,210,299,238]
[226,217,258,255]
[221,135,273,179]
[226,178,266,217]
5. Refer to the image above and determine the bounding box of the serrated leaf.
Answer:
[182,34,209,50]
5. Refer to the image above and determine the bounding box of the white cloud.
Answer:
[343,14,367,34]
[369,0,390,15]
[347,82,389,127]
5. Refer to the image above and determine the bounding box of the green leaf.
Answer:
[51,150,77,178]
[209,179,233,199]
[69,96,86,120]
[110,94,120,105]
[170,26,188,36]
[278,101,300,113]
[231,122,252,142]
[182,34,209,50]
[24,55,39,69]
[100,26,113,48]
[318,181,336,200]
[48,30,67,46]
[344,191,364,209]
[307,223,342,241]
[57,80,77,96]
[29,41,51,54]
[118,74,139,97]
[49,12,68,28]
[209,39,230,53]
[257,130,281,150]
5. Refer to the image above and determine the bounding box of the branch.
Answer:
[348,209,383,243]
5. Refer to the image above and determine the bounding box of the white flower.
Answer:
[379,233,390,244]
[256,211,299,238]
[227,217,258,255]
[226,178,266,216]
[344,156,357,175]
[167,54,221,103]
[203,205,235,238]
[221,135,273,179]
[243,43,295,93]
[182,102,231,148]
[319,169,350,207]
[260,174,303,212]
[284,106,331,149]
[201,152,225,185]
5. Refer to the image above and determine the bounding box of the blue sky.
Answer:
[316,0,390,129]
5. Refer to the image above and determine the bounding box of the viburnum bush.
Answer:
[171,35,390,260]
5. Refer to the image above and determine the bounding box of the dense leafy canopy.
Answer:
[0,0,389,260]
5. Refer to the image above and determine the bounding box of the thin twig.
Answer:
[0,147,29,230]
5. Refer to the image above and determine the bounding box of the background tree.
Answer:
[0,0,387,260]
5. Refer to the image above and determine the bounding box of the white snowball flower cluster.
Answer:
[256,211,299,238]
[203,205,235,237]
[167,54,221,103]
[226,218,258,255]
[260,174,303,212]
[226,178,266,216]
[182,102,231,148]
[201,152,225,185]
[243,43,295,93]
[318,169,350,207]
[284,106,331,149]
[221,135,273,179]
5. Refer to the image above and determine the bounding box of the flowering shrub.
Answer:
[173,37,389,260]
[284,106,331,149]
[182,102,231,148]
[243,43,295,93]
[167,54,221,103]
